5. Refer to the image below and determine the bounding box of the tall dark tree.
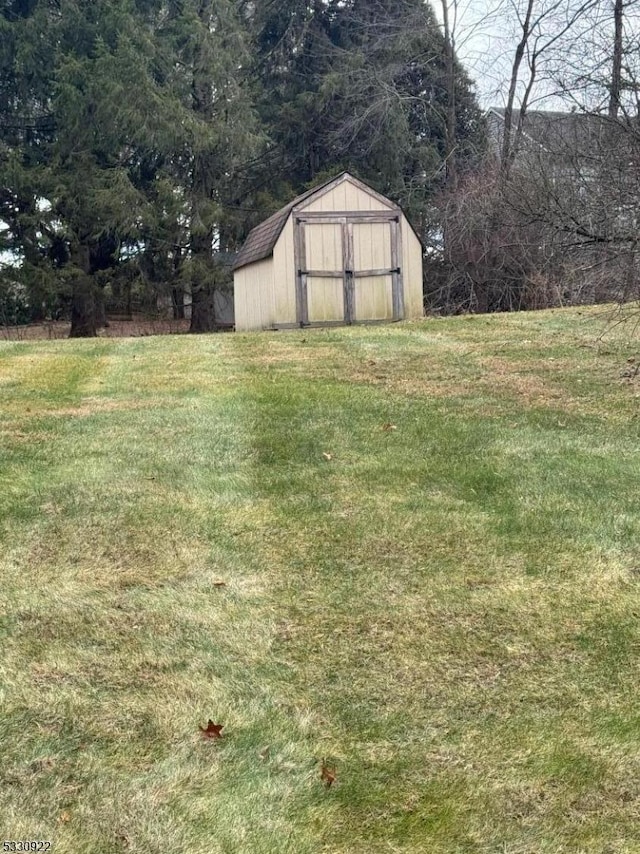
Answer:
[247,0,484,240]
[0,0,60,322]
[1,0,257,335]
[171,0,258,332]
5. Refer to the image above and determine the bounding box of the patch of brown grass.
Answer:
[476,356,566,407]
[0,319,193,341]
[39,398,158,418]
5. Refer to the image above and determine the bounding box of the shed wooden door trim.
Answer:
[294,214,404,326]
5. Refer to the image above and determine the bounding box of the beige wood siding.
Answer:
[233,257,275,331]
[352,221,394,320]
[306,222,343,271]
[305,221,345,322]
[354,276,393,320]
[307,278,345,322]
[353,221,391,268]
[271,215,297,325]
[302,181,393,213]
[401,215,424,319]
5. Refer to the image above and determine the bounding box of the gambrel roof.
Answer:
[233,172,406,272]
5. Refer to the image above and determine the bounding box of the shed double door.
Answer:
[295,215,403,325]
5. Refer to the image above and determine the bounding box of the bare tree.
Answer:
[500,0,600,177]
[440,0,458,187]
[429,0,635,315]
[609,0,624,118]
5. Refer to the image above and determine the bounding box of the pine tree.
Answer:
[1,0,258,336]
[247,0,484,239]
[0,0,60,321]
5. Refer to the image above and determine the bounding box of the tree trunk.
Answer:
[69,242,97,337]
[190,278,217,332]
[189,229,217,332]
[501,0,535,178]
[440,0,457,188]
[189,0,217,334]
[609,0,623,119]
[95,286,109,328]
[70,278,97,337]
[172,287,185,319]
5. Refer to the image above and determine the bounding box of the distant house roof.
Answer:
[233,176,341,272]
[486,107,609,162]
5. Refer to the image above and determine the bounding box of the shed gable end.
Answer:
[297,175,396,214]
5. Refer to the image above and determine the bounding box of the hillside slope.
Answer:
[1,307,640,853]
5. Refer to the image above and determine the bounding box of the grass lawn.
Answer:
[1,306,640,853]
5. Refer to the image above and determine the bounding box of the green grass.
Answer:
[2,306,640,853]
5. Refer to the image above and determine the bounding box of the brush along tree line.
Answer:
[430,0,640,314]
[0,0,636,334]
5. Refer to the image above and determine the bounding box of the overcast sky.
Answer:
[434,0,635,111]
[434,0,514,108]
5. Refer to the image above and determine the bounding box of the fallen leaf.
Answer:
[212,581,227,588]
[322,452,333,461]
[115,830,131,849]
[259,745,270,761]
[29,757,55,773]
[59,811,71,823]
[381,423,397,432]
[320,760,336,788]
[199,720,224,739]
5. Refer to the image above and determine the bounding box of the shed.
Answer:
[233,172,423,331]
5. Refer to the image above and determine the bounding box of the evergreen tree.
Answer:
[1,0,257,335]
[0,0,60,321]
[247,0,485,239]
[164,0,259,332]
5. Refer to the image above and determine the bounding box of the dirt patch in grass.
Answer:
[347,363,475,398]
[237,338,343,373]
[0,397,158,424]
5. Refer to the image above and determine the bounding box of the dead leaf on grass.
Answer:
[115,830,131,849]
[259,746,270,761]
[381,423,397,432]
[29,757,55,773]
[58,811,71,823]
[212,580,227,588]
[320,760,337,788]
[199,720,224,739]
[322,452,333,461]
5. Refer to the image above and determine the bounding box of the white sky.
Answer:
[433,0,639,111]
[435,0,515,107]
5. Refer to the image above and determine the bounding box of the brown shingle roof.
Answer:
[233,177,340,271]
